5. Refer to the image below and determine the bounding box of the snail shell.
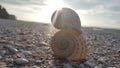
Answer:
[50,28,87,62]
[51,8,81,32]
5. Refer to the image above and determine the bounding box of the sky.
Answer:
[0,0,120,29]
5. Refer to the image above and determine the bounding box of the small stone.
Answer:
[107,67,116,68]
[0,56,2,59]
[18,32,25,35]
[94,66,103,68]
[84,61,94,68]
[16,66,29,68]
[98,57,107,66]
[25,45,34,49]
[22,36,29,41]
[94,52,105,56]
[4,57,13,62]
[4,45,18,54]
[15,43,24,47]
[0,62,7,68]
[14,58,29,65]
[30,65,40,68]
[17,53,25,58]
[117,49,120,53]
[35,60,44,65]
[63,63,73,68]
[38,42,47,46]
[48,60,54,65]
[49,65,59,68]
[0,40,7,43]
[0,50,6,56]
[78,64,84,68]
[21,51,32,56]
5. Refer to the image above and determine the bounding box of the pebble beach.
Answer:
[0,19,120,68]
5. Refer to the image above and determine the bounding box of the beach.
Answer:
[0,19,119,68]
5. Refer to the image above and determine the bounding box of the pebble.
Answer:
[117,49,120,53]
[17,53,25,58]
[49,65,59,68]
[35,60,44,65]
[30,65,40,68]
[40,42,47,46]
[15,66,29,68]
[78,64,84,68]
[84,61,94,68]
[94,52,105,57]
[4,57,13,62]
[15,43,24,47]
[0,50,6,56]
[107,67,116,68]
[25,45,34,49]
[4,45,18,54]
[0,62,7,68]
[63,63,73,68]
[0,40,8,43]
[14,58,29,65]
[94,66,103,68]
[0,56,2,59]
[98,57,107,66]
[21,51,32,56]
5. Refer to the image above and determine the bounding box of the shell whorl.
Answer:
[50,28,87,62]
[51,8,81,32]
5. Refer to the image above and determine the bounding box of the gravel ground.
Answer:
[0,19,120,68]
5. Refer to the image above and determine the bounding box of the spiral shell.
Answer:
[50,28,87,62]
[51,8,81,32]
